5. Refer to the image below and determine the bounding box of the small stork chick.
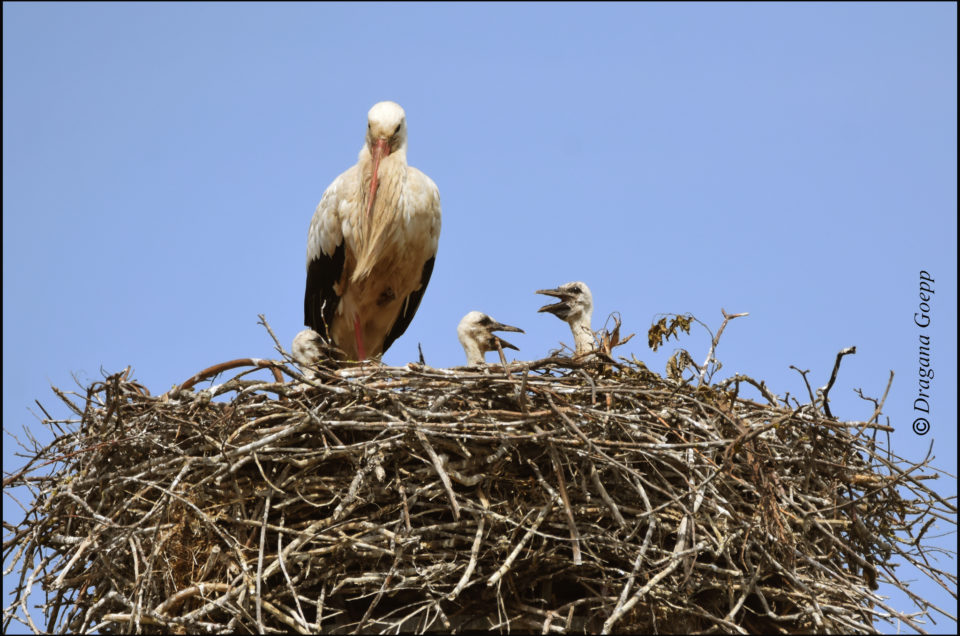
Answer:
[536,281,595,355]
[457,311,524,366]
[292,329,324,375]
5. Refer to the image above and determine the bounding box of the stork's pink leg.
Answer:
[354,316,367,360]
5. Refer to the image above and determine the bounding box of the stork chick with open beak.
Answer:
[536,281,595,356]
[457,311,524,366]
[304,101,441,361]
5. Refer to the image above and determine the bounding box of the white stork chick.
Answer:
[536,281,595,356]
[304,101,441,361]
[457,311,524,366]
[291,329,324,374]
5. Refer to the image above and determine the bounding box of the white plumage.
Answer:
[304,102,441,360]
[291,329,324,374]
[457,311,524,366]
[536,281,595,355]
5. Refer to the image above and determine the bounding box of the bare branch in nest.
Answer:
[3,347,955,634]
[818,345,857,419]
[175,358,285,393]
[855,369,895,431]
[698,308,749,386]
[716,373,780,406]
[257,313,285,358]
[790,364,817,405]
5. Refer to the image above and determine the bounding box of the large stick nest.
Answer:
[3,343,956,633]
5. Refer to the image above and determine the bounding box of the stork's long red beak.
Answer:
[366,137,390,226]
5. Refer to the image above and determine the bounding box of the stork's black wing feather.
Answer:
[304,241,346,340]
[381,256,435,355]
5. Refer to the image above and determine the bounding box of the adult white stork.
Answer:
[305,101,441,360]
[457,311,524,365]
[536,281,595,355]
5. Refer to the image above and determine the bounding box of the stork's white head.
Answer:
[457,311,525,365]
[536,282,595,356]
[292,329,324,372]
[359,101,408,229]
[536,281,593,326]
[365,101,407,156]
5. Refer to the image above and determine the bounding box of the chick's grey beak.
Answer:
[536,288,572,318]
[490,321,523,351]
[491,321,524,334]
[535,287,567,299]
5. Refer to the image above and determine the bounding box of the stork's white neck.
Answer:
[460,339,485,366]
[571,317,594,356]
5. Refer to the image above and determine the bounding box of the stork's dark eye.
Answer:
[572,285,582,293]
[393,123,402,135]
[479,316,493,326]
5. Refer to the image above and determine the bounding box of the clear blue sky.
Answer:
[4,2,956,633]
